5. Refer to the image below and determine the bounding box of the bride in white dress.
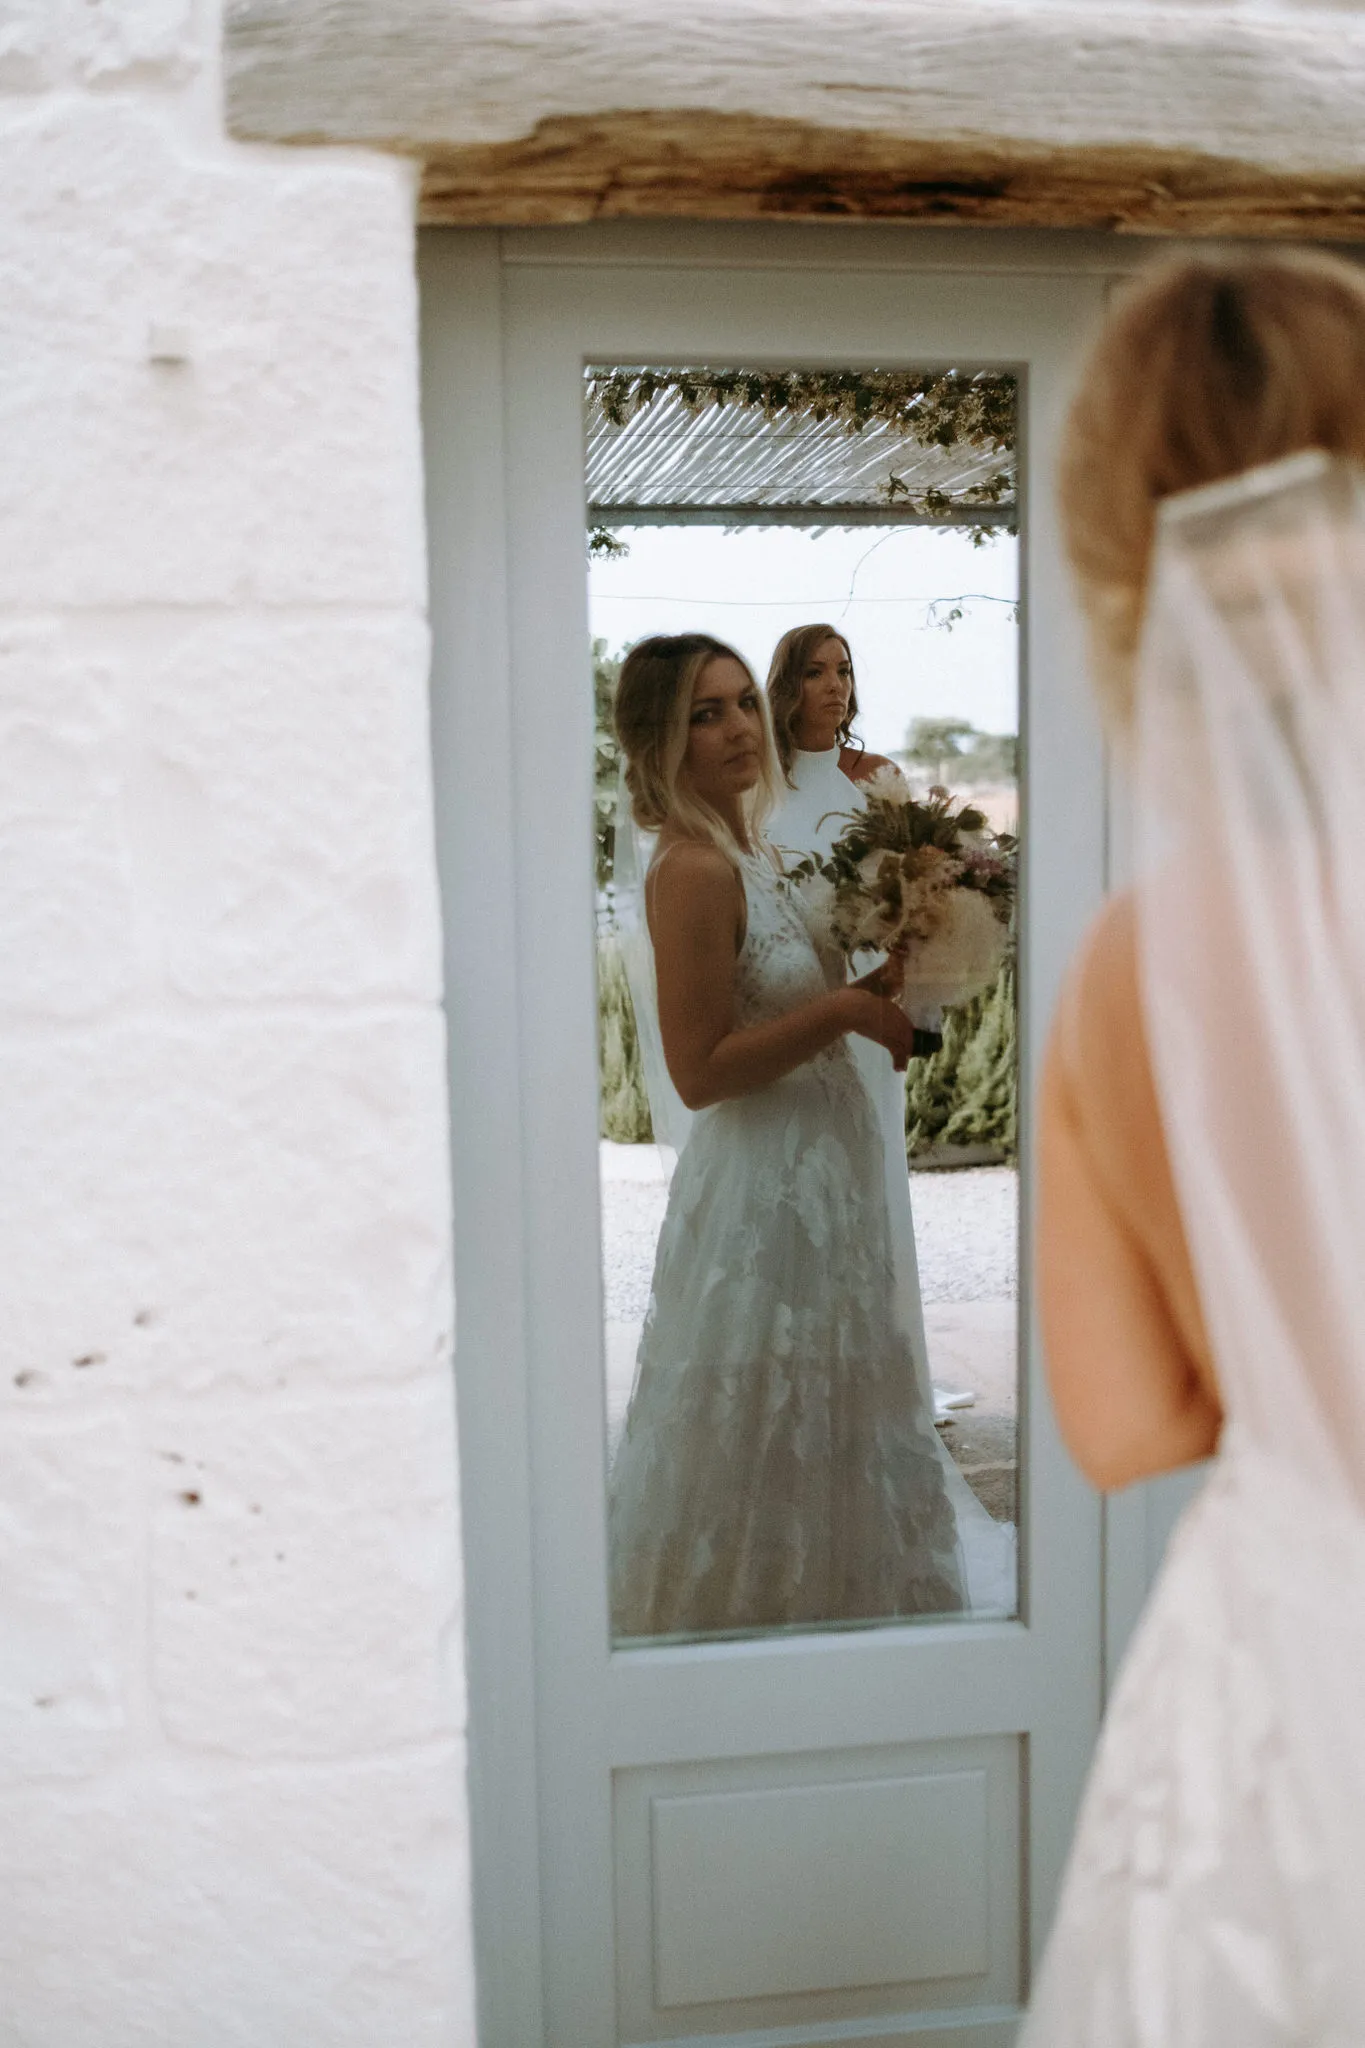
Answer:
[764,623,1015,1616]
[1023,253,1365,2041]
[607,631,964,1638]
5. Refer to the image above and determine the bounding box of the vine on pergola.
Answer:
[586,367,1017,543]
[590,367,1015,448]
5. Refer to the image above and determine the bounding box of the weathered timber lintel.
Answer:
[226,1,1365,238]
[417,114,1365,238]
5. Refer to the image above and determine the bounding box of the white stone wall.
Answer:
[0,3,473,2041]
[5,1,1354,2041]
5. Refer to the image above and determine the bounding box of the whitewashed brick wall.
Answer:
[4,1,1350,2041]
[0,2,474,2041]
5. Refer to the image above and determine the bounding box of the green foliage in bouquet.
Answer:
[905,960,1017,1162]
[598,932,655,1144]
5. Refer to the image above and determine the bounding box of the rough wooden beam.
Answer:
[418,115,1365,237]
[226,2,1365,236]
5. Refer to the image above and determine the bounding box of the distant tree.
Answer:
[960,730,1017,782]
[902,716,1017,787]
[902,716,976,783]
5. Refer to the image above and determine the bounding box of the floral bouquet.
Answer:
[787,764,1017,1032]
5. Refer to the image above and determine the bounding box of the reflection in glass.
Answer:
[591,367,1020,1645]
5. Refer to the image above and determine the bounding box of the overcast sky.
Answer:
[588,523,1019,756]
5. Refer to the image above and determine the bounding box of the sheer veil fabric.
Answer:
[1023,453,1365,2041]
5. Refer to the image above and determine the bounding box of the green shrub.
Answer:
[598,932,655,1143]
[904,959,1017,1162]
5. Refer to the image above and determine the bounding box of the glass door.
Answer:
[422,226,1111,2048]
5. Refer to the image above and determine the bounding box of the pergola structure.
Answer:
[585,367,1016,535]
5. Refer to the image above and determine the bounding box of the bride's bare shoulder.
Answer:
[1062,893,1139,1038]
[1082,890,1138,988]
[648,836,742,913]
[841,748,896,784]
[651,836,734,883]
[1052,891,1157,1140]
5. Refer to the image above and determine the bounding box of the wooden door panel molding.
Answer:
[230,1,1365,237]
[614,1739,1020,2039]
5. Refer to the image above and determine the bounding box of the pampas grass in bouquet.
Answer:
[786,765,1017,1032]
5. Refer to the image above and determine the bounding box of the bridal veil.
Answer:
[1025,449,1365,2040]
[1137,448,1365,1513]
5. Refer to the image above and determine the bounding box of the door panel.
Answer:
[615,1737,1019,2038]
[422,227,1112,2048]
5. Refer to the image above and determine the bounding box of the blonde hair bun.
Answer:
[1060,249,1365,728]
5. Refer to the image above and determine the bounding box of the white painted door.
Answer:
[421,225,1113,2048]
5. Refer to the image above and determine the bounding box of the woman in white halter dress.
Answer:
[764,624,1015,1618]
[606,632,964,1639]
[1022,254,1365,2042]
[763,627,938,1408]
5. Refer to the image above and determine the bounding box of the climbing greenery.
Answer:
[904,959,1017,1163]
[598,933,655,1144]
[590,367,1015,451]
[594,638,624,892]
[587,367,1017,544]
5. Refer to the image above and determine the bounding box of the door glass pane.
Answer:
[590,365,1020,1645]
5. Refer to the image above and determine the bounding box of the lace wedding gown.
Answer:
[609,848,965,1638]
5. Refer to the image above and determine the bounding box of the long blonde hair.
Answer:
[613,633,783,862]
[1060,248,1365,729]
[765,623,860,779]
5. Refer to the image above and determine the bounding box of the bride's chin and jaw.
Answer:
[677,753,763,821]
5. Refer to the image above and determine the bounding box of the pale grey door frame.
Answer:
[420,221,1183,2047]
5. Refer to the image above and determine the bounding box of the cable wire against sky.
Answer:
[593,592,1017,613]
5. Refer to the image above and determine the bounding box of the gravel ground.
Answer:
[599,1145,1017,1320]
[909,1166,1017,1304]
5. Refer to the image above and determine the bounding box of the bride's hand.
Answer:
[839,987,918,1070]
[851,940,908,1002]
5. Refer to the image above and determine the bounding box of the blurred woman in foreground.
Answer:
[1024,252,1365,2041]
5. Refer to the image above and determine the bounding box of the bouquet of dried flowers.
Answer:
[787,764,1017,1031]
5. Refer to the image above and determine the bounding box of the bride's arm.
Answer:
[1039,1038,1221,1490]
[1037,909,1223,1491]
[649,842,914,1111]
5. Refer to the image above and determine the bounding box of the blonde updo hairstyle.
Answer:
[613,632,782,862]
[1062,250,1365,730]
[765,623,860,780]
